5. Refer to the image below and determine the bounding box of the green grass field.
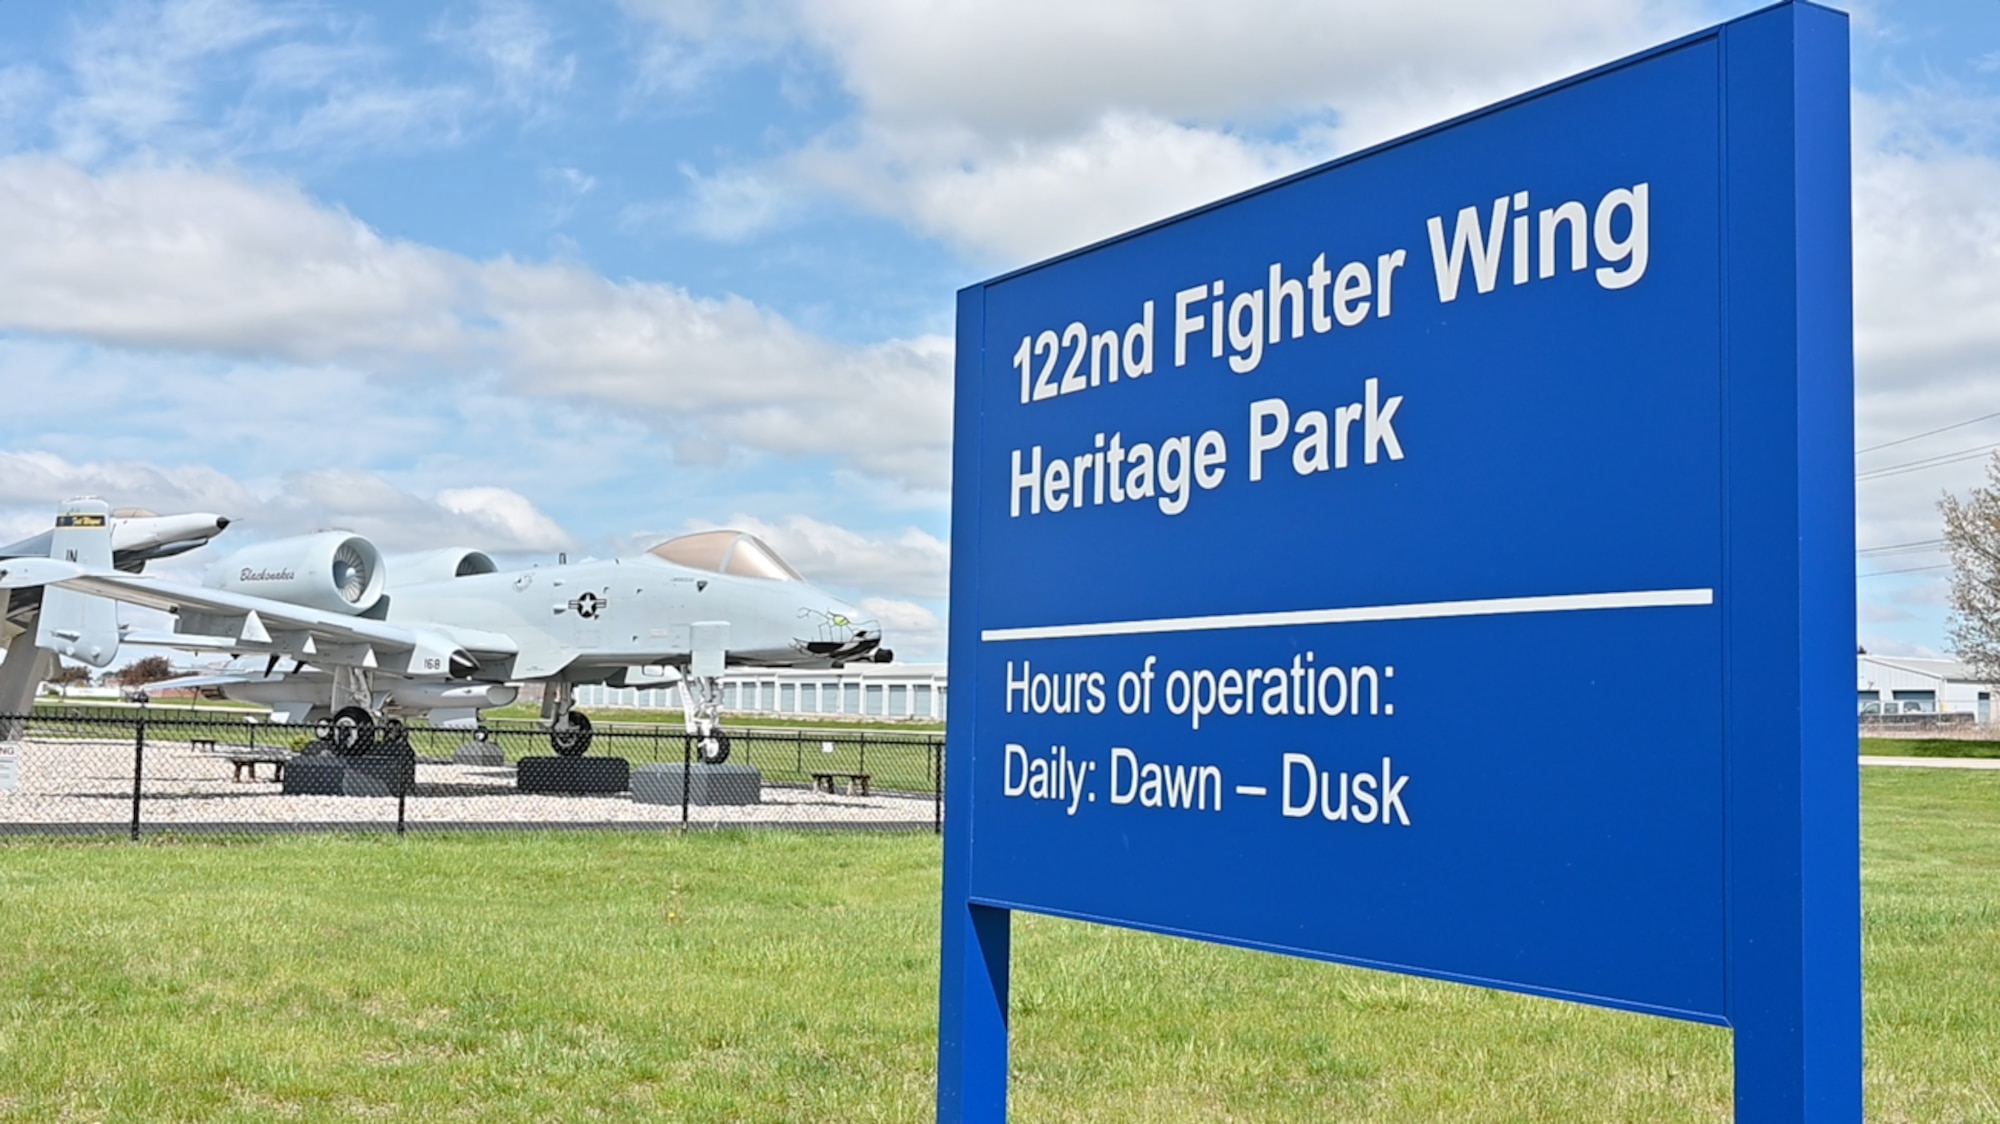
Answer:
[0,769,1994,1121]
[1862,736,2000,759]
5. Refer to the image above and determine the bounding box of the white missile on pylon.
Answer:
[0,506,232,573]
[108,509,233,568]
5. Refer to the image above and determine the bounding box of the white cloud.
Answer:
[796,0,1697,137]
[1846,91,2000,652]
[858,596,938,632]
[0,450,255,515]
[438,0,575,111]
[51,0,300,162]
[1857,634,1948,659]
[29,0,516,167]
[436,486,574,551]
[796,112,1318,263]
[0,63,53,149]
[544,165,596,223]
[0,155,952,487]
[616,0,796,97]
[479,260,953,483]
[642,0,1718,263]
[858,596,943,661]
[0,453,576,555]
[659,164,797,242]
[1852,94,2000,556]
[260,83,476,158]
[0,156,468,362]
[1853,96,2000,396]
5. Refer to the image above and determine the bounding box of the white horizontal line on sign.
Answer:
[980,588,1715,643]
[1234,785,1269,797]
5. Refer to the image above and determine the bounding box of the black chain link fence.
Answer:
[0,710,942,837]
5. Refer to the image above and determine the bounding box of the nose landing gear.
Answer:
[692,727,731,765]
[683,672,731,765]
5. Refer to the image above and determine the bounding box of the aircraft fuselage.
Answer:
[383,552,878,683]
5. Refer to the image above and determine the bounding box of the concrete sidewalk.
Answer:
[1860,755,2000,770]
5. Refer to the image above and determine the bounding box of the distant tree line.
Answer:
[114,655,176,687]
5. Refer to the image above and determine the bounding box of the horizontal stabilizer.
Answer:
[0,558,81,588]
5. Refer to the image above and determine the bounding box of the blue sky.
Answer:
[0,0,1996,662]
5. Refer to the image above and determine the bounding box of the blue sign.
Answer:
[939,3,1858,1121]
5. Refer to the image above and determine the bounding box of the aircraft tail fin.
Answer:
[34,498,121,668]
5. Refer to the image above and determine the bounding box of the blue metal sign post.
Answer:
[939,3,1858,1120]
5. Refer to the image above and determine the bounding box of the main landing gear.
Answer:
[550,710,594,757]
[542,680,595,757]
[312,706,412,757]
[540,678,731,763]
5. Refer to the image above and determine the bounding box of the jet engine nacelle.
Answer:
[204,532,387,616]
[384,548,498,586]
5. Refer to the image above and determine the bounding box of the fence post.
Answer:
[858,730,867,777]
[933,740,943,835]
[795,729,803,776]
[129,713,146,842]
[681,733,692,828]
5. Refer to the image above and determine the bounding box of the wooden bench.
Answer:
[187,738,289,782]
[224,754,289,783]
[810,771,871,797]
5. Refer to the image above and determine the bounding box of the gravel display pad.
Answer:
[0,738,936,830]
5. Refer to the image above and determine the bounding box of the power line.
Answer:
[1856,538,1944,557]
[1857,563,1951,578]
[1856,407,2000,456]
[1855,440,2000,482]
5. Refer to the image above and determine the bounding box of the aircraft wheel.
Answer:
[550,711,594,757]
[330,706,376,756]
[311,716,336,755]
[696,729,731,765]
[472,725,492,743]
[378,718,412,756]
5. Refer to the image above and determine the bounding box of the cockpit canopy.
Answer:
[648,530,804,582]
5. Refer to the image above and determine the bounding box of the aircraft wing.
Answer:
[144,672,284,692]
[43,570,519,678]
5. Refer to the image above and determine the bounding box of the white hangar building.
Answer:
[1857,654,1993,722]
[576,663,949,722]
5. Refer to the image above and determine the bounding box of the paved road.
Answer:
[1860,755,2000,770]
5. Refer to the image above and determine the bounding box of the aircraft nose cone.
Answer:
[214,517,231,531]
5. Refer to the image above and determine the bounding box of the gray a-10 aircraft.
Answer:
[0,498,889,761]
